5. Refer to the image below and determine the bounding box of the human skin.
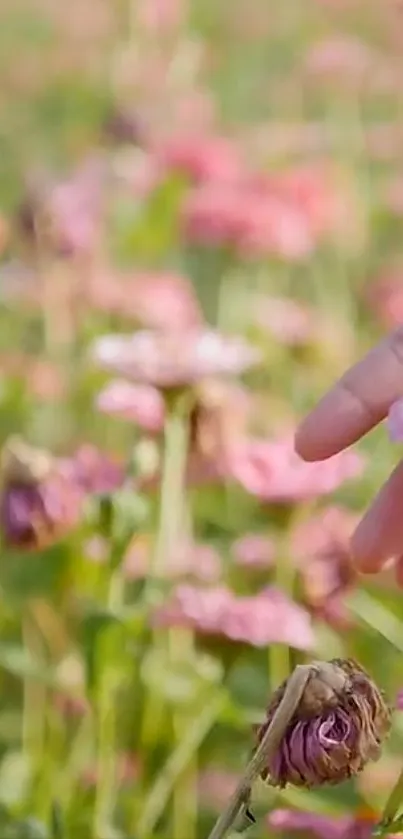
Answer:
[295,326,403,581]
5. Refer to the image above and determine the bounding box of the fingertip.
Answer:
[350,525,385,575]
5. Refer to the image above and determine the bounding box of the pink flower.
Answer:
[291,506,358,628]
[85,271,201,332]
[126,271,202,331]
[254,296,316,347]
[396,689,403,710]
[91,329,261,389]
[153,585,314,649]
[226,436,364,503]
[365,269,403,328]
[123,537,221,582]
[232,533,275,569]
[304,36,374,83]
[388,399,403,443]
[19,159,104,257]
[269,809,376,839]
[95,380,165,433]
[156,134,243,184]
[63,444,125,494]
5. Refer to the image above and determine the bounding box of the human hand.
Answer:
[295,327,403,580]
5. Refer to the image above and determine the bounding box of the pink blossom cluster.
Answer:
[153,584,315,649]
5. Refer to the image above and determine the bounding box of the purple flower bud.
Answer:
[255,658,391,788]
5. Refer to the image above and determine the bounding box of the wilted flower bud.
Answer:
[255,658,391,788]
[0,436,81,551]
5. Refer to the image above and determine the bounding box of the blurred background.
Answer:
[0,0,403,837]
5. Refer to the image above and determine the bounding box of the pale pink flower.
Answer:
[232,533,275,569]
[95,380,165,433]
[254,296,316,347]
[19,159,104,257]
[388,399,403,443]
[198,769,239,811]
[136,0,186,34]
[181,183,246,246]
[85,271,201,332]
[127,271,202,331]
[226,436,364,503]
[124,537,220,581]
[63,444,125,495]
[365,269,403,328]
[291,506,358,628]
[153,584,314,649]
[304,36,374,84]
[396,689,403,710]
[91,329,261,389]
[156,134,243,184]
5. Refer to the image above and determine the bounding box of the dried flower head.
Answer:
[0,437,82,551]
[255,658,391,788]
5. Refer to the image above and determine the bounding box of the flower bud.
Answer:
[0,436,82,551]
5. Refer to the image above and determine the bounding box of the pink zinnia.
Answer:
[153,584,314,649]
[232,533,275,569]
[156,134,243,184]
[291,506,358,628]
[91,329,261,389]
[226,436,364,503]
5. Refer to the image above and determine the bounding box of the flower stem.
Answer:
[206,664,313,839]
[93,568,125,839]
[378,766,403,832]
[141,390,196,839]
[22,610,47,785]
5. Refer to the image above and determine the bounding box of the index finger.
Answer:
[295,327,403,461]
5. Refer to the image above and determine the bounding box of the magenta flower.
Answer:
[153,585,314,649]
[0,437,82,551]
[388,399,403,443]
[226,436,364,503]
[269,809,375,839]
[95,380,165,433]
[255,659,391,789]
[91,329,261,389]
[232,533,275,569]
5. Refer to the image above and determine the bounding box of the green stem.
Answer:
[378,767,403,832]
[138,693,224,839]
[22,611,47,801]
[93,568,125,839]
[140,391,196,839]
[206,665,313,839]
